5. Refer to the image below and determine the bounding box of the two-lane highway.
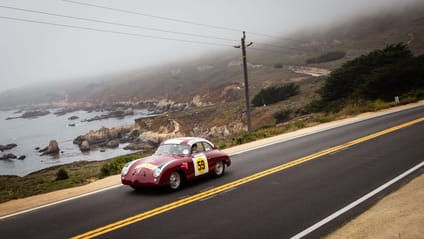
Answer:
[1,105,423,238]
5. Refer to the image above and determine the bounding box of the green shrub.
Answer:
[233,133,257,145]
[217,141,227,149]
[293,121,306,129]
[99,153,143,178]
[56,168,69,181]
[273,110,292,123]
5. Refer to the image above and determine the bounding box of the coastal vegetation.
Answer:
[305,43,424,113]
[0,152,146,203]
[251,83,300,107]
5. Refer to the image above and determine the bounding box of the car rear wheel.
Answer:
[168,171,182,191]
[213,161,225,177]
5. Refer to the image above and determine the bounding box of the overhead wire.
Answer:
[0,5,238,44]
[0,3,318,54]
[62,0,304,42]
[0,15,232,47]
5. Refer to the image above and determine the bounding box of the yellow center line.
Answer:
[72,117,424,239]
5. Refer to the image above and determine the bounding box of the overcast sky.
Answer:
[0,0,419,92]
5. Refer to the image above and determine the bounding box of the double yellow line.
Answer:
[72,117,424,239]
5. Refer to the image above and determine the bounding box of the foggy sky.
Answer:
[0,0,419,92]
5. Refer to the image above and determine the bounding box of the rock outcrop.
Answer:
[0,143,17,152]
[85,108,134,122]
[0,153,17,160]
[79,140,90,152]
[6,110,50,120]
[39,140,60,156]
[73,126,135,152]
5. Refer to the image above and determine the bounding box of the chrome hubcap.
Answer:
[215,161,224,175]
[169,172,180,189]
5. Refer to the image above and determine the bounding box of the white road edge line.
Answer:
[0,185,122,220]
[229,104,422,156]
[290,161,424,239]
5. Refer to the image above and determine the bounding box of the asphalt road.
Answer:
[1,105,423,239]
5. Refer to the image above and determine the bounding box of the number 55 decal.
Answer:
[193,153,209,176]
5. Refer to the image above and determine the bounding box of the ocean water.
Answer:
[0,109,148,176]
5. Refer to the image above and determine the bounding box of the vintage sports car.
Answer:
[121,137,231,191]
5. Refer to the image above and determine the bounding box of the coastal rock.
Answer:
[74,126,133,152]
[6,110,50,120]
[22,110,50,118]
[85,127,110,145]
[0,143,17,151]
[73,135,85,145]
[145,138,160,149]
[79,140,90,152]
[54,107,79,116]
[120,129,140,143]
[85,108,134,122]
[106,139,120,148]
[0,153,17,160]
[40,140,60,156]
[123,143,144,151]
[68,115,79,120]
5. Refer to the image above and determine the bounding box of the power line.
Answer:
[0,5,238,44]
[62,0,285,39]
[255,42,302,51]
[249,47,294,54]
[0,4,319,54]
[0,15,231,47]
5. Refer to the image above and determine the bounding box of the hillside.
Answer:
[0,1,423,108]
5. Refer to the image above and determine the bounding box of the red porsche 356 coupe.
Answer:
[121,137,231,191]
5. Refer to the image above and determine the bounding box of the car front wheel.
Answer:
[168,171,182,191]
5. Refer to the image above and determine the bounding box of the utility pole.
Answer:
[234,31,253,132]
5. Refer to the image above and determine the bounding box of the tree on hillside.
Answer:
[311,43,424,112]
[252,83,299,107]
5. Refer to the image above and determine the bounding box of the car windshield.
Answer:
[155,144,191,155]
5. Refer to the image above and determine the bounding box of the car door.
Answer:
[191,142,209,177]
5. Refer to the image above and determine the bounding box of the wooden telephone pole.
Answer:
[235,31,253,132]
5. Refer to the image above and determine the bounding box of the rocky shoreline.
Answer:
[0,143,25,160]
[0,98,225,175]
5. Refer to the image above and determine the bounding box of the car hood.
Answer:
[131,154,184,169]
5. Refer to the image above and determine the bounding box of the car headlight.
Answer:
[121,161,136,176]
[152,167,162,178]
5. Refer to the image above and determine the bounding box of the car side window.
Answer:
[203,142,213,152]
[191,143,205,154]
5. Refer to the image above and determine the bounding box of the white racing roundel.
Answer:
[192,153,209,176]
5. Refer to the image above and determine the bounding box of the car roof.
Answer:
[162,137,214,147]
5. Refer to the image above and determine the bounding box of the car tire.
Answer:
[168,171,182,191]
[213,161,225,177]
[130,185,142,191]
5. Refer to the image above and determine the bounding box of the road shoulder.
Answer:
[325,173,424,239]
